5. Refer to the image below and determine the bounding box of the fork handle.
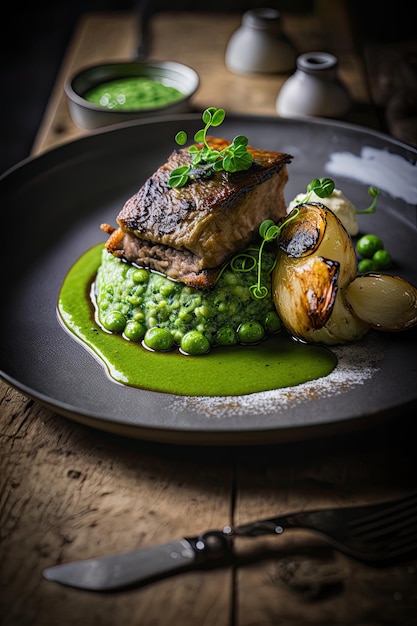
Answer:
[234,511,311,537]
[234,518,287,537]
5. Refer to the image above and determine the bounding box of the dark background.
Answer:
[1,0,414,176]
[1,1,131,175]
[1,0,289,175]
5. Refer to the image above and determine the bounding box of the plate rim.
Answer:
[1,113,417,445]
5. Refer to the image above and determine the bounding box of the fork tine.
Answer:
[384,535,417,558]
[345,492,417,559]
[234,492,417,562]
[347,492,417,539]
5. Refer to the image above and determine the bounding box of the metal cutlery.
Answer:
[43,491,417,591]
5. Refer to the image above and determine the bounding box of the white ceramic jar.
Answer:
[276,51,352,118]
[225,8,296,75]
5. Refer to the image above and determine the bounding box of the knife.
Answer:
[43,529,233,591]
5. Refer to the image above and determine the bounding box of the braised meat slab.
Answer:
[102,137,292,288]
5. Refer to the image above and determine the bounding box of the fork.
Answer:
[43,491,417,591]
[233,490,417,562]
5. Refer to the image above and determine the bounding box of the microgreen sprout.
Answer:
[242,178,336,299]
[168,107,253,188]
[218,177,381,300]
[298,178,380,214]
[249,209,300,299]
[217,209,301,299]
[244,178,337,300]
[355,186,380,214]
[301,177,335,202]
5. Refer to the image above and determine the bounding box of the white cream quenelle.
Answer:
[272,202,417,345]
[287,187,359,236]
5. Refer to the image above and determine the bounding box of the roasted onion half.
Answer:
[345,274,417,331]
[272,202,417,344]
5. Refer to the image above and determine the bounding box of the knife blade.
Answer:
[43,529,233,591]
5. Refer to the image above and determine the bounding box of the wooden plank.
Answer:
[230,57,415,600]
[32,7,377,157]
[0,379,233,625]
[3,6,409,626]
[233,421,417,624]
[109,9,372,116]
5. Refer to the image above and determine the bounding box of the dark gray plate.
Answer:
[1,114,417,445]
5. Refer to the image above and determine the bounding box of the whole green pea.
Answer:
[237,320,265,344]
[372,249,392,269]
[215,326,238,346]
[124,320,146,341]
[102,310,126,332]
[143,327,174,352]
[180,331,211,355]
[358,258,376,274]
[132,268,149,284]
[263,310,282,333]
[356,234,384,258]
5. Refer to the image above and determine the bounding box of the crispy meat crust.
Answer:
[103,137,292,287]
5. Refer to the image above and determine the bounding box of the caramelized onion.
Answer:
[273,202,417,344]
[345,273,417,331]
[273,203,368,344]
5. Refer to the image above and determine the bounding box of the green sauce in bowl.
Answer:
[84,77,184,111]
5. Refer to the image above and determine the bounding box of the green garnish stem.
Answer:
[168,107,253,188]
[355,186,380,214]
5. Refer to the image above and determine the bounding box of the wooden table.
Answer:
[1,7,417,626]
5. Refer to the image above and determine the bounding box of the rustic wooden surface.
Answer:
[1,5,417,626]
[30,4,378,157]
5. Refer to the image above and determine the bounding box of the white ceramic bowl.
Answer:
[65,60,200,130]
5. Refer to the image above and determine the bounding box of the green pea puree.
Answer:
[57,245,337,396]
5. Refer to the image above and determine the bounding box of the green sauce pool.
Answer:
[83,77,184,111]
[58,245,337,396]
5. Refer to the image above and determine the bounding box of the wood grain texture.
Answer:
[2,4,417,625]
[233,418,417,624]
[0,380,233,625]
[31,5,375,157]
